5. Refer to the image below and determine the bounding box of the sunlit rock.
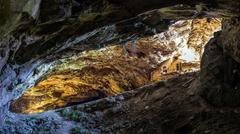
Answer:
[10,18,221,114]
[0,0,239,133]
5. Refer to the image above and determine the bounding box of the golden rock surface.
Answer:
[10,18,221,114]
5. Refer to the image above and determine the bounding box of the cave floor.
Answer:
[59,72,240,134]
[2,72,240,134]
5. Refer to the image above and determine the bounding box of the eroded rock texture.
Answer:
[201,19,240,107]
[9,18,222,114]
[0,0,240,133]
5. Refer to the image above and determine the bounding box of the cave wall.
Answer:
[0,0,10,25]
[200,18,240,106]
[1,0,240,133]
[0,0,240,109]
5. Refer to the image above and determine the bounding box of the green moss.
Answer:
[29,116,38,122]
[71,127,81,134]
[59,109,69,117]
[59,109,81,122]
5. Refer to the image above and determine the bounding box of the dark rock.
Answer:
[200,19,240,107]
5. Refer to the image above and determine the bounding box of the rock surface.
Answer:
[0,0,240,133]
[9,19,221,114]
[200,19,240,107]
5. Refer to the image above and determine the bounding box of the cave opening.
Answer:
[9,18,222,114]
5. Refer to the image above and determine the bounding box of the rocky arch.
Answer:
[0,0,240,133]
[0,0,239,128]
